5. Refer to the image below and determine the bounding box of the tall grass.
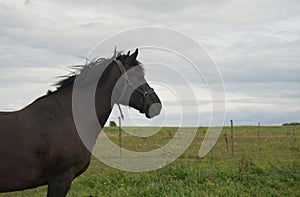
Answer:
[2,126,299,197]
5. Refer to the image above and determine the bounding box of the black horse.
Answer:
[0,49,161,196]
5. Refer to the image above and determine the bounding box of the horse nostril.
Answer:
[148,103,162,118]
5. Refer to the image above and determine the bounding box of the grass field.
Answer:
[1,126,300,197]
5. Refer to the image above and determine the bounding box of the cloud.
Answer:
[24,0,30,5]
[0,0,299,126]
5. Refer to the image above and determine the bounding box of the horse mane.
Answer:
[52,52,119,93]
[51,51,143,94]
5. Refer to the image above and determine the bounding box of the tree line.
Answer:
[282,122,300,126]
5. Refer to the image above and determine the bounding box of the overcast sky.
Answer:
[0,0,299,126]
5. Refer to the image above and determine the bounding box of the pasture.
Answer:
[1,126,299,197]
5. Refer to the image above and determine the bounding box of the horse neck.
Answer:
[94,66,121,127]
[52,85,113,130]
[55,65,120,129]
[71,67,120,151]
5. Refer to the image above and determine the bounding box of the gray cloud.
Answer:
[0,0,299,125]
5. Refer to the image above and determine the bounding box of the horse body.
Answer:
[0,49,162,196]
[0,90,91,194]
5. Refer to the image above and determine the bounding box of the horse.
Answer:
[0,48,162,196]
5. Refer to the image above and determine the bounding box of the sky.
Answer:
[0,0,299,126]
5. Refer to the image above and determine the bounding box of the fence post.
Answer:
[230,120,234,158]
[293,125,297,144]
[118,116,122,158]
[258,122,261,142]
[224,132,229,152]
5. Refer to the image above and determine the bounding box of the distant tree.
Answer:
[109,121,117,127]
[282,122,300,126]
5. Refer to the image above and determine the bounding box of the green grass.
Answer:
[1,126,299,197]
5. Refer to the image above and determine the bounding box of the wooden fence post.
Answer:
[118,116,122,158]
[230,120,234,157]
[231,120,234,158]
[224,132,229,152]
[293,125,297,144]
[258,122,261,142]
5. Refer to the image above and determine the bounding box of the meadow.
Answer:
[1,126,299,197]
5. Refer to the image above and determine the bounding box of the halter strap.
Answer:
[115,60,127,80]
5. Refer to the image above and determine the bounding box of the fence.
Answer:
[199,120,300,168]
[103,119,300,169]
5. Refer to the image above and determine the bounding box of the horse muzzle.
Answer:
[145,103,162,118]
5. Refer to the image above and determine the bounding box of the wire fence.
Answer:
[102,119,300,169]
[187,120,299,168]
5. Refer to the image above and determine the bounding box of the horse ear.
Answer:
[127,48,138,63]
